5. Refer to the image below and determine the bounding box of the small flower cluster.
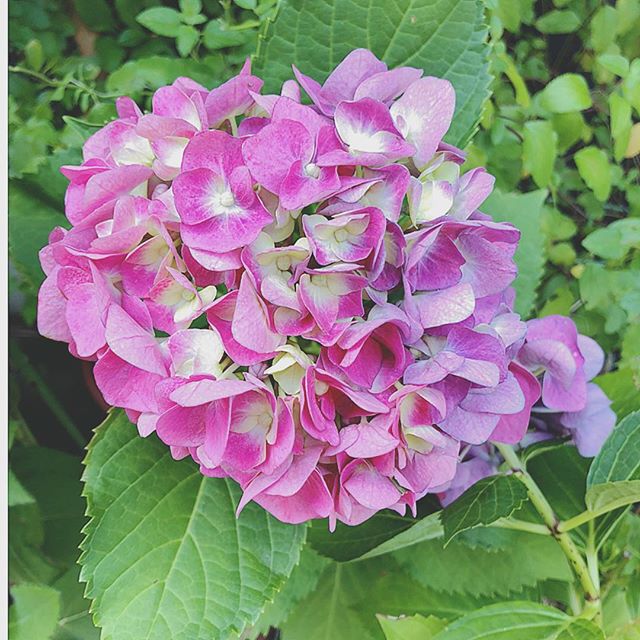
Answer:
[38,50,614,527]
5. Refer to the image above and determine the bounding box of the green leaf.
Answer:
[203,19,253,50]
[442,475,528,545]
[610,93,633,162]
[106,56,223,98]
[521,438,570,464]
[431,602,579,640]
[598,54,630,78]
[523,120,558,188]
[9,182,67,315]
[9,117,57,177]
[483,188,548,318]
[582,219,640,261]
[80,411,306,640]
[395,531,572,597]
[588,411,640,488]
[535,10,581,34]
[9,503,59,585]
[308,508,435,562]
[357,512,444,560]
[176,24,200,57]
[235,0,258,9]
[137,7,184,37]
[378,614,447,640]
[62,115,102,141]
[9,584,61,640]
[594,366,640,418]
[254,546,330,635]
[255,0,491,148]
[8,469,35,507]
[51,565,99,640]
[24,39,44,71]
[73,0,116,32]
[180,0,202,16]
[283,557,489,640]
[556,619,605,640]
[586,480,640,514]
[574,146,612,202]
[12,446,87,568]
[539,74,593,113]
[528,446,590,523]
[590,5,619,54]
[551,112,589,153]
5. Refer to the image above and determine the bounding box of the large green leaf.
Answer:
[431,602,595,640]
[282,557,490,640]
[80,411,306,640]
[395,531,572,597]
[483,188,548,318]
[441,474,528,545]
[255,0,491,147]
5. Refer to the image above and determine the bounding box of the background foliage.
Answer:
[7,0,640,639]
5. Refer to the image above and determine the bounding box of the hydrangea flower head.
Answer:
[37,51,613,528]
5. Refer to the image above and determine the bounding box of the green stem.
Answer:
[492,518,550,536]
[10,340,85,448]
[558,510,600,532]
[586,521,602,625]
[8,66,118,101]
[495,443,601,616]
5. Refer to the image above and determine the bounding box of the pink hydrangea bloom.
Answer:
[37,51,614,529]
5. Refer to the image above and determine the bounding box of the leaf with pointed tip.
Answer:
[309,499,440,561]
[80,410,306,640]
[441,475,528,545]
[357,512,444,560]
[431,602,588,640]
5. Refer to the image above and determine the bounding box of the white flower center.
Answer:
[334,228,349,243]
[304,162,320,179]
[219,191,236,207]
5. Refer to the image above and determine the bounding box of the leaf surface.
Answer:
[256,0,491,147]
[80,411,306,640]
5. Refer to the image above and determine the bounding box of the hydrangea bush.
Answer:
[37,49,616,529]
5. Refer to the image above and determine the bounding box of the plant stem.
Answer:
[495,443,601,617]
[492,518,550,536]
[586,520,602,624]
[558,509,599,532]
